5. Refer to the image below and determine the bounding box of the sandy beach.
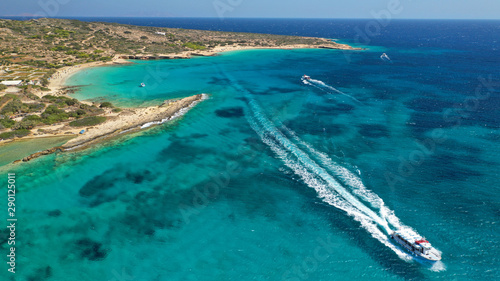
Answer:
[47,58,131,94]
[118,41,359,60]
[48,40,357,91]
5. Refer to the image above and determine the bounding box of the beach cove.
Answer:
[0,37,358,164]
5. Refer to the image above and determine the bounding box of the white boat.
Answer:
[140,83,146,87]
[302,75,311,80]
[380,53,391,61]
[390,229,441,261]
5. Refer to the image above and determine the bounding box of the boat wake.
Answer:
[302,78,361,103]
[219,69,443,269]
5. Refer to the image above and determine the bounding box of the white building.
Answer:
[1,80,23,86]
[155,32,166,36]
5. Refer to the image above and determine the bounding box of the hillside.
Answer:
[0,18,353,70]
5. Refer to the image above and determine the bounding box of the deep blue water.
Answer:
[1,18,500,281]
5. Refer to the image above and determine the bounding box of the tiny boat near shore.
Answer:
[140,83,146,87]
[390,229,441,261]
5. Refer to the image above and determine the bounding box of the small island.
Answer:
[0,18,358,163]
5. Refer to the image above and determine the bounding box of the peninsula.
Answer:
[0,18,358,163]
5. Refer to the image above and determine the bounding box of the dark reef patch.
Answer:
[126,169,154,184]
[156,140,213,164]
[253,86,296,95]
[48,210,62,217]
[207,76,231,86]
[215,107,244,118]
[79,166,157,206]
[26,266,52,281]
[0,228,9,244]
[75,238,108,261]
[358,124,390,138]
[189,133,209,139]
[79,168,118,197]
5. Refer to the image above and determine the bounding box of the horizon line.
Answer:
[1,15,499,21]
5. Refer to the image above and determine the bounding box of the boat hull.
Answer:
[390,233,441,262]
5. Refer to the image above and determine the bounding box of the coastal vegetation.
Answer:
[0,128,30,140]
[0,18,345,70]
[69,116,107,127]
[0,90,112,140]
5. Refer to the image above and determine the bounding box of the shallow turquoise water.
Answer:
[1,46,499,281]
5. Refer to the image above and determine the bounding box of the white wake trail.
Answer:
[224,73,390,229]
[280,125,404,230]
[247,112,411,261]
[249,97,389,229]
[304,78,361,103]
[218,68,414,262]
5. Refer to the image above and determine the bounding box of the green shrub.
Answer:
[13,118,39,130]
[64,98,78,106]
[42,94,57,101]
[76,109,86,116]
[26,92,40,100]
[112,108,122,113]
[0,84,7,91]
[42,113,69,124]
[43,105,63,115]
[50,45,72,52]
[26,103,45,112]
[183,42,206,50]
[0,99,23,115]
[41,105,68,124]
[69,116,106,127]
[23,115,42,122]
[100,56,112,62]
[0,118,15,128]
[99,102,113,108]
[43,95,77,106]
[76,52,90,58]
[0,129,30,140]
[79,104,104,115]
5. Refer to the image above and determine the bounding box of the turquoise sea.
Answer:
[1,19,499,280]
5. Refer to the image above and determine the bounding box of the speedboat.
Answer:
[302,75,311,80]
[390,229,441,261]
[380,53,391,61]
[140,83,146,87]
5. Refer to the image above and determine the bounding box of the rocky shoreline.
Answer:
[13,94,207,164]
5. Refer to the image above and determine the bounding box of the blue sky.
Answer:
[1,0,499,19]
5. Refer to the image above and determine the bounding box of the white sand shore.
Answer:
[47,58,131,93]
